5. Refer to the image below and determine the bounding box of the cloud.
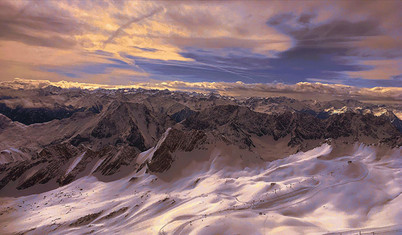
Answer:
[2,78,401,103]
[0,0,401,86]
[347,59,402,80]
[290,20,380,47]
[102,7,163,47]
[298,13,315,25]
[0,1,81,49]
[0,41,111,81]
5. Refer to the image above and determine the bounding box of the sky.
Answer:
[0,0,401,87]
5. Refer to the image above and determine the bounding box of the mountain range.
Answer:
[0,85,401,234]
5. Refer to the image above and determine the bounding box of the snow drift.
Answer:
[0,143,400,235]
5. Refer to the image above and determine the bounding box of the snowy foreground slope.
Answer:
[0,87,401,234]
[0,144,401,235]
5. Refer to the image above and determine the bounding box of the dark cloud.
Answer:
[266,13,294,26]
[94,50,114,57]
[0,1,79,48]
[292,20,381,47]
[0,30,76,49]
[298,13,315,25]
[132,46,159,52]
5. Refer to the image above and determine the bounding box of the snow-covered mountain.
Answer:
[0,86,401,234]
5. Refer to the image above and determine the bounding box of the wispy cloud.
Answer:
[102,7,163,47]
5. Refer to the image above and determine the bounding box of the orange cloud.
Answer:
[347,59,402,80]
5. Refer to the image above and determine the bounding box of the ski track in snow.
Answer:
[0,144,401,235]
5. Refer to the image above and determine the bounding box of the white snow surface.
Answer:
[0,144,401,235]
[65,152,86,176]
[0,148,29,165]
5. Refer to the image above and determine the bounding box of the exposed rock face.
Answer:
[89,101,173,151]
[70,211,103,227]
[0,143,139,192]
[0,99,173,193]
[0,143,78,190]
[94,146,139,176]
[146,104,402,174]
[170,107,196,123]
[70,134,90,147]
[147,129,207,172]
[0,158,45,190]
[240,97,402,132]
[382,111,402,132]
[183,105,401,148]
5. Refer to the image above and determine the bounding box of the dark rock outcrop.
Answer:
[147,129,206,172]
[0,143,140,192]
[0,103,86,125]
[89,101,172,151]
